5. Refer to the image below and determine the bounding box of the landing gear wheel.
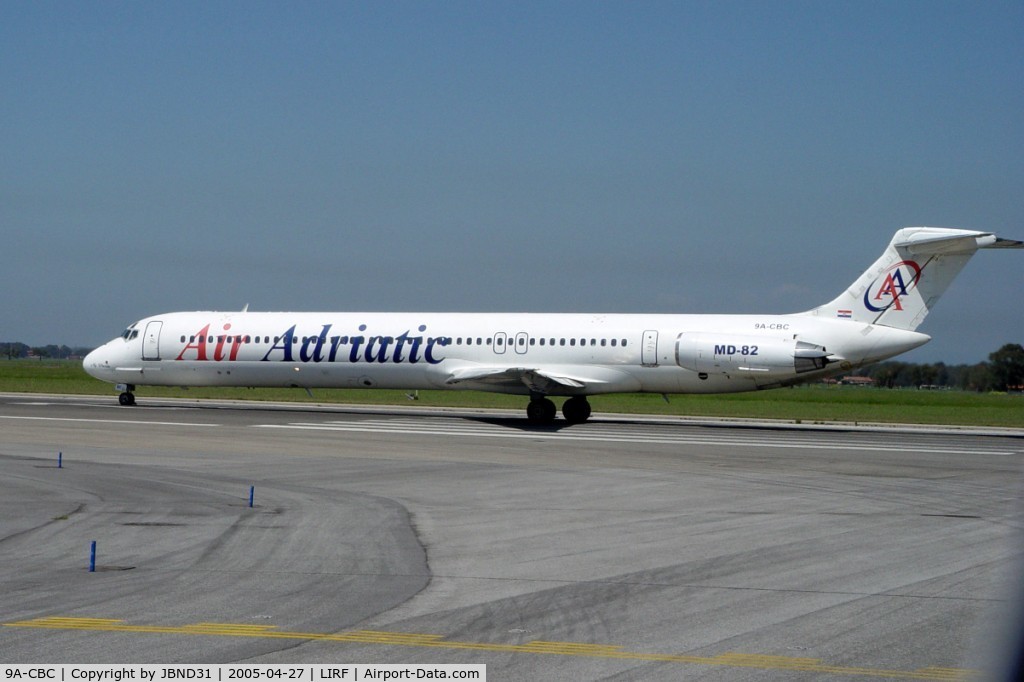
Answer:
[562,396,592,424]
[526,397,557,424]
[118,392,136,406]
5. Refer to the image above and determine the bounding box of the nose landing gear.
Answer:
[116,384,136,406]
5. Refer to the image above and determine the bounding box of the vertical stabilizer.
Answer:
[804,227,1021,331]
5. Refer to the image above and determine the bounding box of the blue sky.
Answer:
[3,1,1021,363]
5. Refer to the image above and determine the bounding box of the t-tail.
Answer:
[804,227,1023,331]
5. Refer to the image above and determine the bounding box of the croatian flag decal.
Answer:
[837,310,853,318]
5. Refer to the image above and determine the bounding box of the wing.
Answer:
[445,366,595,393]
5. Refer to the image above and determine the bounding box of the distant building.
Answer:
[839,376,875,386]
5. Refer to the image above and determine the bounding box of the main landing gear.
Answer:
[562,396,592,424]
[117,384,136,406]
[526,395,592,425]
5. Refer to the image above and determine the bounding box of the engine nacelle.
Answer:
[675,332,830,377]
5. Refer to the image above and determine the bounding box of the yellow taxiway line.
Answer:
[4,616,975,680]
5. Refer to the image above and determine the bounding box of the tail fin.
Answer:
[804,227,1022,331]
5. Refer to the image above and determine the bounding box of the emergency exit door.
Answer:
[641,330,658,367]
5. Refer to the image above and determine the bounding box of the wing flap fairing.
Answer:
[444,366,594,392]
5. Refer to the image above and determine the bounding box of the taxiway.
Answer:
[1,394,1022,680]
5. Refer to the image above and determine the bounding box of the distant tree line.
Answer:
[1,343,93,360]
[846,343,1024,392]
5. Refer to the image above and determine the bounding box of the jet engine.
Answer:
[675,332,832,377]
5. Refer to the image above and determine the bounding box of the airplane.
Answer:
[84,227,1021,423]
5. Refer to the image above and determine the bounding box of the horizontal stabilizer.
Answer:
[894,233,990,255]
[893,230,1022,254]
[987,236,1024,249]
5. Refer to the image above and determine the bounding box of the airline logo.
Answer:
[863,260,921,313]
[175,323,449,364]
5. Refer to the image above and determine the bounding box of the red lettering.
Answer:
[176,324,211,361]
[229,335,244,360]
[213,323,231,361]
[874,271,907,311]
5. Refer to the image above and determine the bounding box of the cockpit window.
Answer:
[121,324,139,341]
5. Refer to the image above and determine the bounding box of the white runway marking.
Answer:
[254,418,1019,455]
[0,415,219,427]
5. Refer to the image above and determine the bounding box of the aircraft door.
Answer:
[514,332,529,355]
[142,321,163,361]
[641,330,658,367]
[492,331,507,355]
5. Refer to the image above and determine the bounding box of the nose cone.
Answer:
[83,344,111,381]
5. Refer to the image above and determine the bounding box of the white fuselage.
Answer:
[81,228,1020,421]
[83,310,930,396]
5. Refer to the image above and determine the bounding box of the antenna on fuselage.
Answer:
[241,303,249,312]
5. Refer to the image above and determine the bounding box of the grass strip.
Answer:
[2,360,1022,428]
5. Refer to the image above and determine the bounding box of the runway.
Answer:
[1,393,1022,680]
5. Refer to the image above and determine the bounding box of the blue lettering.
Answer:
[262,325,296,362]
[259,322,448,365]
[424,336,449,364]
[328,335,343,362]
[407,325,427,363]
[364,335,394,363]
[349,325,367,363]
[300,324,332,362]
[392,331,411,363]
